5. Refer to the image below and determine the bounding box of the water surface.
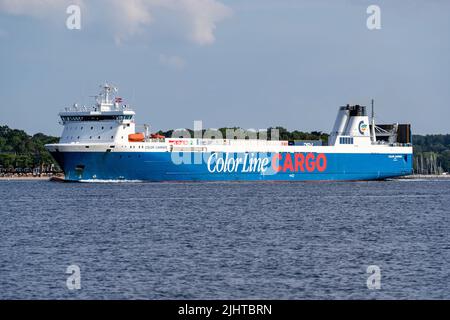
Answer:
[0,179,448,299]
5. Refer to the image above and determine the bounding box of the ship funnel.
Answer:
[329,106,350,145]
[329,104,370,145]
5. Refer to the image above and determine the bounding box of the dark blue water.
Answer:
[0,179,448,299]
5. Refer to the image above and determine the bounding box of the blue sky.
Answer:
[1,0,449,136]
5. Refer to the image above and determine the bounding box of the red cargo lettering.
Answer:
[272,153,282,172]
[305,153,316,172]
[283,153,294,172]
[316,153,327,172]
[294,153,305,172]
[273,152,327,173]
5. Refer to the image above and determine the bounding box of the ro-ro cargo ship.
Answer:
[45,83,413,181]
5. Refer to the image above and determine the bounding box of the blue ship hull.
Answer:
[50,151,413,181]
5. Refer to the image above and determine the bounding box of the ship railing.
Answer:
[197,139,289,147]
[372,141,412,147]
[63,105,91,112]
[146,138,165,142]
[143,137,291,146]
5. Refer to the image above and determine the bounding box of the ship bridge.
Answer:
[58,83,136,144]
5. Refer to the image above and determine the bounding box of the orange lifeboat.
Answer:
[150,133,165,139]
[128,133,145,142]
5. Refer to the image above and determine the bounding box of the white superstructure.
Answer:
[48,83,412,156]
[58,83,136,144]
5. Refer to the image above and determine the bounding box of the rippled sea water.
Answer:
[0,179,448,299]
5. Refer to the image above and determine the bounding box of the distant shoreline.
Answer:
[396,174,450,179]
[0,175,62,181]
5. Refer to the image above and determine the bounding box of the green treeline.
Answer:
[157,127,329,143]
[412,135,450,174]
[1,124,449,174]
[0,125,59,173]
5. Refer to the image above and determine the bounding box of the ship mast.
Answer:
[371,99,376,143]
[97,82,117,111]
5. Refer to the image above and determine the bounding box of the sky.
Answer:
[0,0,449,136]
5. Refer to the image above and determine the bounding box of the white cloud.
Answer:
[0,0,232,45]
[108,0,153,45]
[157,0,232,45]
[159,54,186,69]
